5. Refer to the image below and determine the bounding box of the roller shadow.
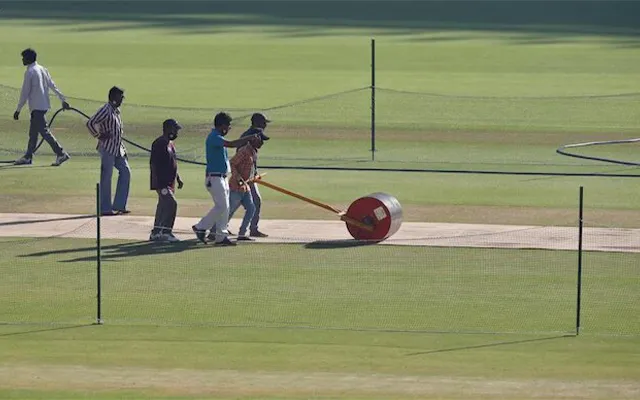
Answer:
[406,334,574,356]
[304,239,380,249]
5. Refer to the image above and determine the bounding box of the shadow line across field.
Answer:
[406,334,574,356]
[0,1,639,42]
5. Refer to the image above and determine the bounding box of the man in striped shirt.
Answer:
[86,86,131,216]
[13,48,71,166]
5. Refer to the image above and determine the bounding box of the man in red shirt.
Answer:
[149,119,184,242]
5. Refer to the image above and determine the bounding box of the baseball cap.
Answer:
[251,112,271,125]
[163,118,182,130]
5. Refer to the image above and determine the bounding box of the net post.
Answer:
[575,185,584,335]
[370,37,376,161]
[95,182,103,325]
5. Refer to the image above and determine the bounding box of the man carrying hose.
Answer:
[13,48,71,167]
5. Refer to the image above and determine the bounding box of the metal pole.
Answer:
[96,182,103,325]
[575,186,584,335]
[371,38,376,161]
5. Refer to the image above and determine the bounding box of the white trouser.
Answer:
[195,175,229,242]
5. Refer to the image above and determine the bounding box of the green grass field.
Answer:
[0,237,639,399]
[1,1,639,399]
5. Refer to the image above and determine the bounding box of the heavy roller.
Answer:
[252,174,402,241]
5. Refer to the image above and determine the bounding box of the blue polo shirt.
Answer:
[205,129,230,174]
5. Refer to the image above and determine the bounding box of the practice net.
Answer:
[1,84,639,169]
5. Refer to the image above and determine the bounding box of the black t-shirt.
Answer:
[150,136,177,190]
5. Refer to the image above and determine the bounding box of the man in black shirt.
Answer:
[150,119,184,242]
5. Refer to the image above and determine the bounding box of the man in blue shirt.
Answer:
[192,112,259,246]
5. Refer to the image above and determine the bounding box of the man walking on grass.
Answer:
[191,112,259,246]
[150,119,184,243]
[13,48,71,167]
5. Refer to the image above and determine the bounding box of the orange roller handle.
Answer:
[253,175,374,232]
[254,177,343,214]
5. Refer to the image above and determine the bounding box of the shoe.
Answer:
[149,232,161,241]
[157,233,180,243]
[236,236,255,241]
[192,225,207,244]
[51,153,70,167]
[165,233,180,243]
[114,209,131,215]
[249,230,268,238]
[208,229,233,241]
[13,157,32,166]
[214,237,236,246]
[100,210,118,216]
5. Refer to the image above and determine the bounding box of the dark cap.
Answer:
[108,86,125,98]
[251,112,271,125]
[163,118,182,130]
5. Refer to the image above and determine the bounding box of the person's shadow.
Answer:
[19,240,205,263]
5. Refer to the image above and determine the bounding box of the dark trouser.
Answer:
[25,110,64,159]
[152,188,177,234]
[249,182,262,232]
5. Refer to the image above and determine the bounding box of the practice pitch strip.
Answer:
[0,213,639,252]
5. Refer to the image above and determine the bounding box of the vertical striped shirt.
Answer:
[86,103,125,156]
[16,62,66,112]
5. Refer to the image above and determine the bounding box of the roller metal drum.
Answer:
[343,193,403,241]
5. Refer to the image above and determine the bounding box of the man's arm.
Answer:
[15,70,31,113]
[177,173,183,189]
[86,106,109,138]
[223,134,258,148]
[45,69,68,107]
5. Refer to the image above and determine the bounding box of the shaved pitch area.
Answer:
[3,364,639,399]
[1,212,640,252]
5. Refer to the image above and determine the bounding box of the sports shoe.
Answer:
[208,229,233,241]
[214,237,236,246]
[149,232,161,241]
[13,157,32,166]
[236,236,255,241]
[51,152,70,167]
[249,230,268,238]
[192,225,207,244]
[165,233,180,243]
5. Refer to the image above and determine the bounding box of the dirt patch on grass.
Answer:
[2,364,639,399]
